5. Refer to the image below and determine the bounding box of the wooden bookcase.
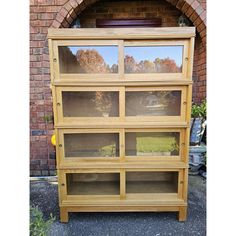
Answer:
[48,27,195,222]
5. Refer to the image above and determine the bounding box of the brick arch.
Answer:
[51,0,206,43]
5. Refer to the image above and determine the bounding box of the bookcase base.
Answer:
[60,205,187,223]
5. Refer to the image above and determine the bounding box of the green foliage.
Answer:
[100,143,116,157]
[30,206,55,236]
[136,133,179,153]
[43,115,53,123]
[191,100,207,119]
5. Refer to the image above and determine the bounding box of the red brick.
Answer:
[200,10,206,21]
[201,36,206,45]
[199,86,206,92]
[76,0,83,6]
[185,5,194,17]
[54,0,68,5]
[42,54,49,61]
[31,19,53,27]
[69,0,78,9]
[201,2,206,10]
[195,5,204,16]
[64,2,72,12]
[38,13,55,20]
[30,61,42,68]
[197,22,206,34]
[198,68,206,76]
[191,0,200,10]
[199,51,206,59]
[44,5,61,13]
[61,19,70,28]
[200,29,206,38]
[30,40,45,48]
[55,13,65,23]
[30,0,37,5]
[66,14,74,24]
[30,13,38,20]
[186,0,195,4]
[42,75,50,81]
[176,0,185,10]
[181,2,190,13]
[59,7,69,18]
[30,33,46,41]
[42,61,50,67]
[68,7,78,19]
[31,6,47,13]
[198,57,206,66]
[30,55,42,61]
[193,16,202,27]
[37,0,55,6]
[51,20,61,28]
[189,11,199,22]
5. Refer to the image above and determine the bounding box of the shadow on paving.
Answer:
[30,175,206,236]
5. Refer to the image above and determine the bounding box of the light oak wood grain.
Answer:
[48,27,195,222]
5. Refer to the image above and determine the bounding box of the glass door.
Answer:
[125,86,187,122]
[56,87,122,124]
[58,129,122,164]
[124,129,185,161]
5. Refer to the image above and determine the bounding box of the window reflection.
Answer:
[62,91,119,117]
[59,46,118,73]
[125,132,180,156]
[124,46,183,73]
[126,91,181,116]
[64,133,120,157]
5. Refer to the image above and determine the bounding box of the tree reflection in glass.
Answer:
[126,91,181,116]
[59,46,118,73]
[62,91,119,117]
[124,46,183,73]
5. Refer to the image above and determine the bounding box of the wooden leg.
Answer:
[60,207,69,223]
[178,206,187,222]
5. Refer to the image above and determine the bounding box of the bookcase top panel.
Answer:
[48,27,196,40]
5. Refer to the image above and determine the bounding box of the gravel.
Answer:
[30,175,206,236]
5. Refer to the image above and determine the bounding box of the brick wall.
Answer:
[78,0,182,27]
[30,0,206,176]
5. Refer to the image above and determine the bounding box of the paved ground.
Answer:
[30,175,206,236]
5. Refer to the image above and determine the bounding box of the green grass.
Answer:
[136,133,179,153]
[100,143,116,156]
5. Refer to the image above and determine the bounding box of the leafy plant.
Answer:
[30,206,55,236]
[191,100,206,120]
[43,115,53,123]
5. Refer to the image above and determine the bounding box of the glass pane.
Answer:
[62,91,119,117]
[124,46,183,73]
[58,46,118,73]
[64,133,119,157]
[126,171,178,193]
[66,173,120,195]
[126,91,181,116]
[125,132,180,156]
